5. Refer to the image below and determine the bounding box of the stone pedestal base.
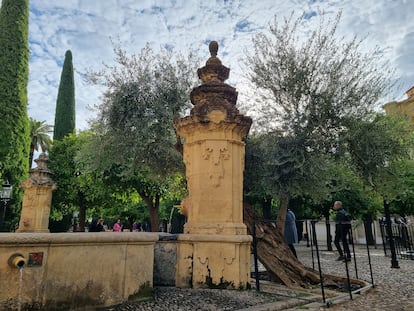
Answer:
[176,234,251,289]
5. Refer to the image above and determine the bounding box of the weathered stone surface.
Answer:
[174,41,252,289]
[175,41,252,236]
[175,234,252,289]
[154,239,177,286]
[0,232,158,310]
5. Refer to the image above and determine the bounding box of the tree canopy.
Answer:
[48,131,121,232]
[84,43,199,230]
[243,11,393,138]
[242,11,396,224]
[346,114,414,200]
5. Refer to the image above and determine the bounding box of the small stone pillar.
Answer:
[17,153,56,233]
[175,41,252,288]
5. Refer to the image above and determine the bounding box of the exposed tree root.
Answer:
[244,203,368,290]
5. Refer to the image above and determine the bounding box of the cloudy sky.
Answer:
[4,0,414,130]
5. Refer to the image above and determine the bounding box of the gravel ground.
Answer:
[99,287,284,311]
[99,243,414,311]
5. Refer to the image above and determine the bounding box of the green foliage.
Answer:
[48,135,80,230]
[48,132,121,231]
[49,135,78,205]
[346,114,414,200]
[87,43,198,178]
[53,50,75,140]
[389,160,414,216]
[84,43,199,230]
[245,133,334,211]
[326,161,380,218]
[298,115,414,220]
[0,0,30,227]
[330,189,381,220]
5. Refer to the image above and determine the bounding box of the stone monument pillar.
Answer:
[16,153,56,233]
[176,41,252,235]
[175,41,252,288]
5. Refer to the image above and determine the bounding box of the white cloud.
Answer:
[1,0,413,129]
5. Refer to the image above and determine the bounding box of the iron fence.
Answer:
[379,220,414,260]
[251,219,375,306]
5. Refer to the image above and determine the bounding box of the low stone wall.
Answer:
[0,232,158,310]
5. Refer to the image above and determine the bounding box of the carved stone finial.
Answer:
[187,40,253,127]
[209,41,218,57]
[25,152,55,187]
[34,152,49,170]
[197,40,229,84]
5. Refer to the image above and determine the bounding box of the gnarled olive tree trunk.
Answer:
[244,202,320,287]
[243,203,367,289]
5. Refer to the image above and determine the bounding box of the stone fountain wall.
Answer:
[0,232,158,310]
[0,153,158,310]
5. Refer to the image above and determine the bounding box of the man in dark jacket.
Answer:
[333,201,352,262]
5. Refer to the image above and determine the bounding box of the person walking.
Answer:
[333,201,352,262]
[284,209,298,258]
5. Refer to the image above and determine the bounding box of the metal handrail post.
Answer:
[311,220,326,303]
[252,220,260,291]
[341,224,353,300]
[349,226,358,279]
[363,222,375,287]
[309,220,315,270]
[384,199,400,268]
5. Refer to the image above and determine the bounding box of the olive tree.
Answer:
[85,43,199,231]
[241,11,395,286]
[242,11,394,225]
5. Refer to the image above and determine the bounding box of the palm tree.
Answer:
[29,118,53,168]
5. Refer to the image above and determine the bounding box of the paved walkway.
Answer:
[289,243,414,310]
[101,243,414,310]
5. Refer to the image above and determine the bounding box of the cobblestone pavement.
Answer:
[294,243,414,311]
[100,243,414,311]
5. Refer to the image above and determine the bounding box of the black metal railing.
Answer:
[251,218,375,307]
[379,220,414,260]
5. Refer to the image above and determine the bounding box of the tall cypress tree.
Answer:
[53,50,75,140]
[0,0,30,190]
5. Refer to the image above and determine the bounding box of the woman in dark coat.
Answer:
[284,209,298,258]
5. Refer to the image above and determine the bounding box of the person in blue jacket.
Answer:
[284,209,298,258]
